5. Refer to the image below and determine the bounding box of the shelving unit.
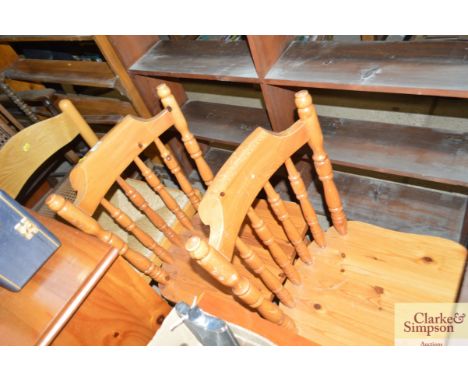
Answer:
[126,35,468,245]
[0,35,153,125]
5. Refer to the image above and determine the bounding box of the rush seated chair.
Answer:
[182,90,467,345]
[46,84,307,308]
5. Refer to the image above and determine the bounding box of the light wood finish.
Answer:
[186,235,296,332]
[36,248,119,345]
[281,221,467,345]
[0,213,171,346]
[154,138,202,209]
[100,198,173,264]
[235,238,295,308]
[247,207,301,285]
[264,181,312,264]
[65,106,186,247]
[69,110,173,213]
[199,120,309,258]
[134,157,194,230]
[285,158,326,247]
[0,100,94,198]
[157,83,214,186]
[295,90,347,235]
[116,178,183,247]
[46,194,170,285]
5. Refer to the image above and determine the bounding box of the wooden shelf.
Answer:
[266,40,468,98]
[278,165,468,243]
[4,59,117,88]
[316,116,468,188]
[130,40,258,83]
[0,35,93,42]
[183,101,271,146]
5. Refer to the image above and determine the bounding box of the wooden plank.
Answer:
[54,94,135,116]
[4,59,117,88]
[285,163,468,243]
[0,35,93,42]
[182,101,271,146]
[0,213,170,345]
[130,40,259,83]
[283,220,466,345]
[247,36,294,77]
[266,40,468,98]
[317,116,468,188]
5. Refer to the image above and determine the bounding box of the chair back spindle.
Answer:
[46,194,170,285]
[235,238,295,308]
[264,181,312,264]
[157,84,214,186]
[100,198,173,264]
[295,91,347,235]
[186,235,296,332]
[284,158,326,247]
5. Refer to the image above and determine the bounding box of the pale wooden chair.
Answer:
[45,84,307,323]
[0,99,95,199]
[183,90,467,344]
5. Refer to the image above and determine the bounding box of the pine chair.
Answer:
[45,84,306,330]
[0,99,95,199]
[184,90,467,345]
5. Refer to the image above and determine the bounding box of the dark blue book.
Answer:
[0,190,61,292]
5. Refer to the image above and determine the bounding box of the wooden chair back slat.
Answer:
[263,181,312,264]
[46,194,170,285]
[235,238,295,308]
[100,198,173,264]
[198,120,310,258]
[186,235,296,332]
[295,90,347,235]
[284,158,326,247]
[70,110,173,215]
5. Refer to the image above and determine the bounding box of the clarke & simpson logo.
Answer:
[395,303,468,346]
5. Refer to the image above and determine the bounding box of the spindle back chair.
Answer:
[46,85,306,331]
[185,90,467,344]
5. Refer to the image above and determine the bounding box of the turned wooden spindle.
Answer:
[46,194,170,285]
[247,207,301,285]
[284,158,326,248]
[186,236,296,332]
[100,199,173,264]
[154,138,201,209]
[115,178,184,247]
[235,238,295,308]
[263,182,312,264]
[295,90,347,235]
[133,156,194,231]
[157,84,214,186]
[60,100,190,242]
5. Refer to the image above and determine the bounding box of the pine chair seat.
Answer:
[281,221,466,345]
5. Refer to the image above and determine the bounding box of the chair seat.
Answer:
[281,221,467,345]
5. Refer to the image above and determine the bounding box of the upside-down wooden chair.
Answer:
[182,90,467,345]
[45,84,308,325]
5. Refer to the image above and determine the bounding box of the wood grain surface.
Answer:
[266,41,468,98]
